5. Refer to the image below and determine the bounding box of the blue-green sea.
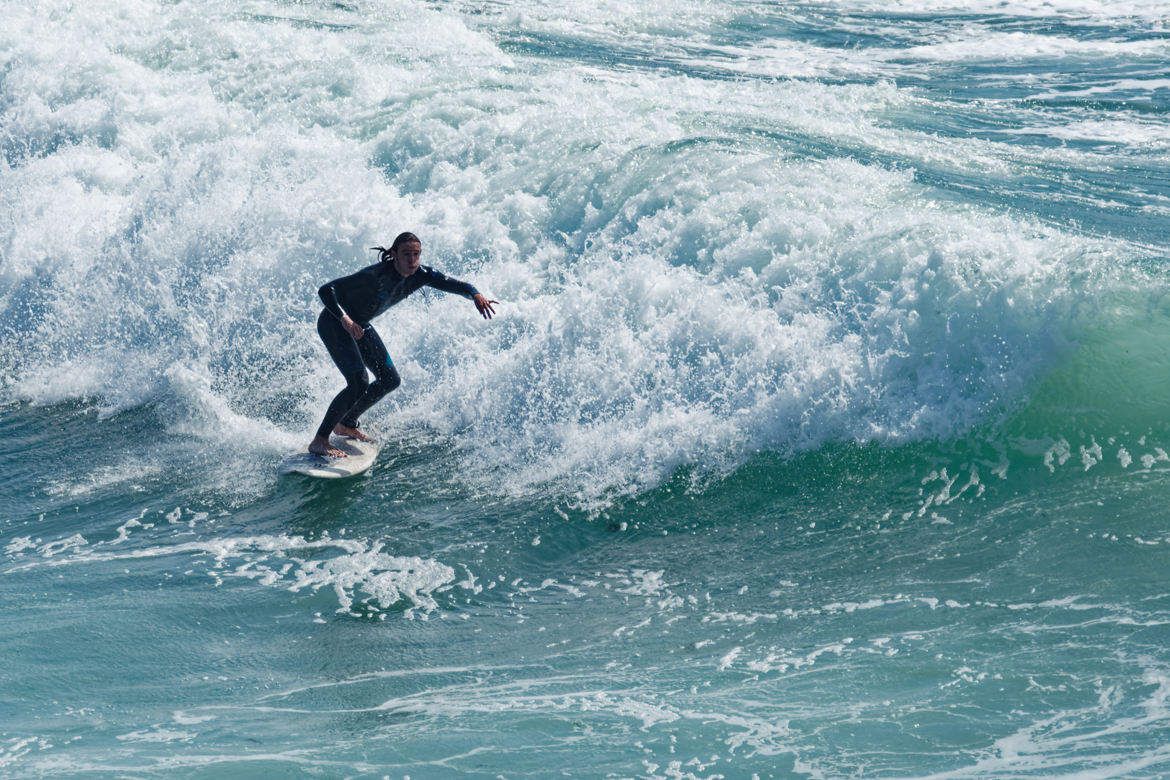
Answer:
[4,0,1170,776]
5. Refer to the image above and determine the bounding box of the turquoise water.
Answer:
[3,0,1170,776]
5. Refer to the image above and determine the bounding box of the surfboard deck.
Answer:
[279,436,379,478]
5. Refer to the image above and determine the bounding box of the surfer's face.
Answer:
[392,241,422,276]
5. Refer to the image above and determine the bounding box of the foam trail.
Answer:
[3,529,457,615]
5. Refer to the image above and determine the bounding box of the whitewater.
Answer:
[3,0,1170,777]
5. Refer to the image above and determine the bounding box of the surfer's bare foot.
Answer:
[333,424,374,442]
[309,436,347,457]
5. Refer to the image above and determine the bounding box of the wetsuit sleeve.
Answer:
[421,267,480,299]
[318,265,377,320]
[318,279,347,320]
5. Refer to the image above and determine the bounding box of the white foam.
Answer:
[932,658,1170,778]
[0,0,1144,506]
[1009,119,1170,150]
[838,0,1170,22]
[893,33,1170,63]
[116,728,195,744]
[0,737,52,769]
[1031,78,1170,102]
[4,528,458,616]
[3,537,37,555]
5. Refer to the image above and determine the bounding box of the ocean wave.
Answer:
[0,0,1160,505]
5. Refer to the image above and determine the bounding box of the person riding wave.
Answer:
[308,232,497,457]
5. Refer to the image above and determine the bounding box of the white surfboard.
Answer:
[279,436,379,478]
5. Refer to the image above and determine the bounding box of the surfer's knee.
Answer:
[384,367,401,393]
[371,365,401,395]
[345,372,370,394]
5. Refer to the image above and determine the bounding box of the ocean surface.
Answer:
[3,0,1170,776]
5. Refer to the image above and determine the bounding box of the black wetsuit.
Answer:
[314,260,479,439]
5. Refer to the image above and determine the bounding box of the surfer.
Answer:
[308,232,497,457]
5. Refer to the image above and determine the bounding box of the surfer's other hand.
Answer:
[473,294,498,320]
[341,315,364,340]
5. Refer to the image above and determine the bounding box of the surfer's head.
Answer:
[372,232,422,277]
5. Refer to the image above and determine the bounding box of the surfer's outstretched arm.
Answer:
[416,266,498,318]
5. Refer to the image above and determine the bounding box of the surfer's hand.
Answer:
[341,315,364,340]
[473,294,498,320]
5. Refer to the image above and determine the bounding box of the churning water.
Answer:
[3,0,1170,776]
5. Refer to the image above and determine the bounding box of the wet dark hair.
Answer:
[371,232,421,262]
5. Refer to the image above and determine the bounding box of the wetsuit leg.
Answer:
[339,324,401,429]
[314,310,372,440]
